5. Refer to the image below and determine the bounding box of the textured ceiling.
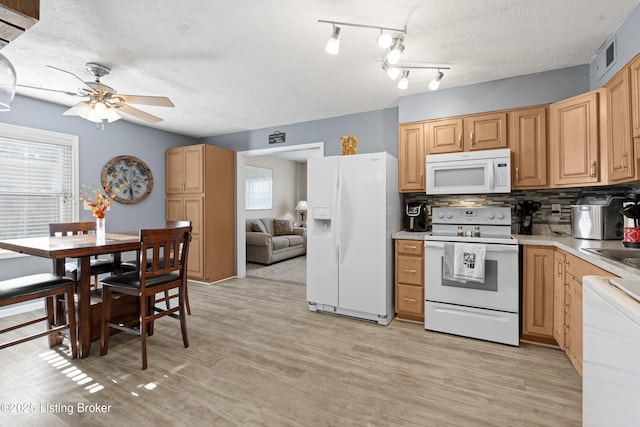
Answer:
[4,0,639,138]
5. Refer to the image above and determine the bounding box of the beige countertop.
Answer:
[392,231,640,280]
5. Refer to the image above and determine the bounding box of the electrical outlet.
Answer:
[551,204,561,216]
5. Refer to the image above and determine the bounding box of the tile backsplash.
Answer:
[404,184,640,235]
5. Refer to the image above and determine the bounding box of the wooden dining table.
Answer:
[0,232,141,358]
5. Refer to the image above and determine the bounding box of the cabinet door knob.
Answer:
[590,160,597,178]
[515,167,519,182]
[403,269,417,274]
[402,297,417,303]
[470,132,475,145]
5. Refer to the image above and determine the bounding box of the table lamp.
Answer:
[295,200,308,227]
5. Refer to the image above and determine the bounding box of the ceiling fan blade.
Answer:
[46,65,95,92]
[17,84,83,97]
[116,103,163,123]
[116,94,174,107]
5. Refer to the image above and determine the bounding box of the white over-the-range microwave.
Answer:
[425,148,511,195]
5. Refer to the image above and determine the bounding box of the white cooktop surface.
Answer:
[610,278,640,304]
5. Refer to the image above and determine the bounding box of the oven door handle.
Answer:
[424,240,518,253]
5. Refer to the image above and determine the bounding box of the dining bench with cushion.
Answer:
[0,273,77,358]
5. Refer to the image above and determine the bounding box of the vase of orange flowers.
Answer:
[81,184,118,242]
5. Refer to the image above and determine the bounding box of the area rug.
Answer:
[246,255,306,285]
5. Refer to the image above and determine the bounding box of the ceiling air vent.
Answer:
[595,35,616,81]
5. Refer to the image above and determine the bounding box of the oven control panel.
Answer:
[432,207,511,225]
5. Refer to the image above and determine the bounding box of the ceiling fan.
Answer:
[19,62,174,128]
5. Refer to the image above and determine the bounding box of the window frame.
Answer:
[0,123,79,259]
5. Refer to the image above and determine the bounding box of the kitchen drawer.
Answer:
[396,255,424,286]
[396,239,424,256]
[397,284,424,317]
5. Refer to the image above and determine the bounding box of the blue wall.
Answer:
[590,3,640,89]
[0,95,197,281]
[204,108,399,157]
[398,65,590,123]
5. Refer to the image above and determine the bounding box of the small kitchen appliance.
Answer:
[425,148,511,195]
[621,191,640,247]
[571,195,624,240]
[424,206,519,346]
[515,200,541,235]
[403,202,428,232]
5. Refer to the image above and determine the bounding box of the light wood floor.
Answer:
[0,276,581,426]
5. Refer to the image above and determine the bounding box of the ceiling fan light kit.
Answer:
[319,19,451,91]
[20,62,174,129]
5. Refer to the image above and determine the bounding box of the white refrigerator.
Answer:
[306,152,401,325]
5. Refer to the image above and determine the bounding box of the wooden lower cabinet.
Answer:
[552,250,566,348]
[522,246,556,344]
[560,252,610,375]
[395,239,424,322]
[523,247,614,376]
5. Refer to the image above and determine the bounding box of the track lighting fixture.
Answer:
[386,38,405,65]
[318,18,451,93]
[429,70,445,90]
[381,61,401,80]
[325,25,341,55]
[391,66,450,91]
[397,70,409,90]
[318,19,406,55]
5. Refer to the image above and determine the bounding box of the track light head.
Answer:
[381,61,401,80]
[397,70,409,90]
[325,25,341,55]
[386,38,404,65]
[429,70,444,90]
[377,31,393,49]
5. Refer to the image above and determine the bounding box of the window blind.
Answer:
[0,125,77,241]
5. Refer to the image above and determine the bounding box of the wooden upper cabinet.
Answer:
[425,118,463,154]
[510,106,548,189]
[549,90,602,187]
[166,145,204,194]
[605,67,634,182]
[398,123,426,192]
[463,112,508,151]
[630,53,640,139]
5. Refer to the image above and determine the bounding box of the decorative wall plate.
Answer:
[101,155,153,204]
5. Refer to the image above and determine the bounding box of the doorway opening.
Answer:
[236,142,324,279]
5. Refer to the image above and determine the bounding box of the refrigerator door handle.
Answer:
[337,171,345,264]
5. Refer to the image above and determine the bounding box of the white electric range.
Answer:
[424,207,520,346]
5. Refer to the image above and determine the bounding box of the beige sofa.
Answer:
[246,218,306,265]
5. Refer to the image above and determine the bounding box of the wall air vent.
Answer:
[595,35,616,81]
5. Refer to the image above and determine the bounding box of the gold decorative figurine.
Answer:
[340,135,359,155]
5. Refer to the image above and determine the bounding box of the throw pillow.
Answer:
[273,219,293,236]
[250,220,267,233]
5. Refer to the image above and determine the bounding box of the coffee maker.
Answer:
[515,200,541,235]
[403,202,428,232]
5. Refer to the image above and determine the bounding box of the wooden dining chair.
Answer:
[0,273,77,358]
[100,225,192,370]
[121,220,192,315]
[49,222,120,289]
